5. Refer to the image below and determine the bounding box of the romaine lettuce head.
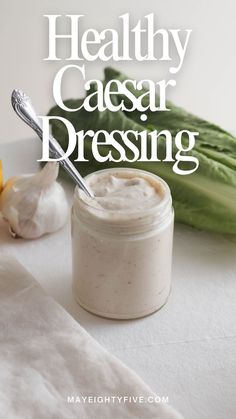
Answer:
[48,68,236,234]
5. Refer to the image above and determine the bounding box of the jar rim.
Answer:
[74,167,172,218]
[73,168,173,235]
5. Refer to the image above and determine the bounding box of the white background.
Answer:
[1,0,236,143]
[1,139,236,419]
[1,3,236,418]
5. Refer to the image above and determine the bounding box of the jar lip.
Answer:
[74,167,172,218]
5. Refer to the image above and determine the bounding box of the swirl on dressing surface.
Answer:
[88,174,163,212]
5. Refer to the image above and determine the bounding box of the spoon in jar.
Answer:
[11,89,94,198]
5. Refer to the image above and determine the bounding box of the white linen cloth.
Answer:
[0,255,183,419]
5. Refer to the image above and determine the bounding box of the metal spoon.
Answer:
[11,89,94,198]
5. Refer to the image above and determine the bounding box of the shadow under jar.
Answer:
[71,168,174,319]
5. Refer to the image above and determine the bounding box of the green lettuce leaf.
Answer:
[48,67,236,234]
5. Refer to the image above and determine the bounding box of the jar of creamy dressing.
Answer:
[71,168,174,319]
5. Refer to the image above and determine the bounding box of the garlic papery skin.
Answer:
[0,162,69,239]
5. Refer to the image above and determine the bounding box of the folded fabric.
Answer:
[0,255,183,419]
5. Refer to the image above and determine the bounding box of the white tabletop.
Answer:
[1,138,236,419]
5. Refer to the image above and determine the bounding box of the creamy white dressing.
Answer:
[79,171,164,216]
[72,168,174,319]
[89,175,162,211]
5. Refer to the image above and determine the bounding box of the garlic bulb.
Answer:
[0,162,69,239]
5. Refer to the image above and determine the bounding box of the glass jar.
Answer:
[71,168,174,319]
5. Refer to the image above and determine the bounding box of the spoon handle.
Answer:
[11,89,94,198]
